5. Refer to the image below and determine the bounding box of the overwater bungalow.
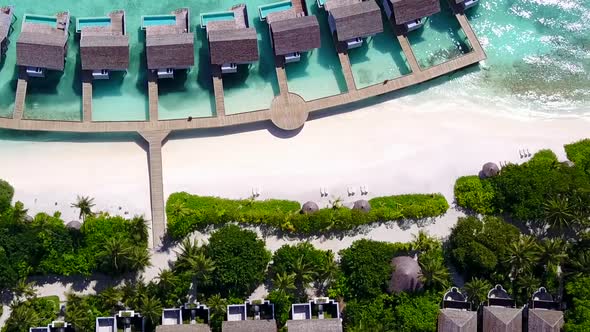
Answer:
[0,6,14,56]
[286,297,343,332]
[96,310,144,332]
[30,321,75,332]
[143,8,194,79]
[221,300,277,332]
[260,1,321,64]
[482,285,522,332]
[438,287,477,332]
[452,0,480,12]
[322,0,382,50]
[383,0,440,32]
[527,287,564,332]
[16,11,70,78]
[77,10,129,80]
[202,4,259,74]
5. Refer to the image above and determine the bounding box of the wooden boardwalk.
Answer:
[396,35,421,73]
[13,70,28,120]
[82,72,92,122]
[337,52,357,93]
[138,130,170,249]
[148,72,159,122]
[211,66,226,117]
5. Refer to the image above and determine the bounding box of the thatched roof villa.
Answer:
[286,297,342,332]
[527,287,564,332]
[30,321,75,332]
[222,300,277,332]
[77,10,129,80]
[388,255,422,293]
[16,11,70,77]
[143,8,194,79]
[0,6,14,55]
[259,0,321,64]
[323,0,382,50]
[158,304,211,331]
[383,0,440,33]
[202,4,259,74]
[438,287,477,332]
[96,310,143,332]
[483,285,522,332]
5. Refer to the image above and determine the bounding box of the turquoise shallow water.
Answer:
[0,0,588,122]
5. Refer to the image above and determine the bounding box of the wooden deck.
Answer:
[337,52,357,93]
[138,130,170,249]
[275,57,289,96]
[82,72,92,122]
[148,71,158,122]
[396,34,421,73]
[13,75,27,120]
[211,66,226,117]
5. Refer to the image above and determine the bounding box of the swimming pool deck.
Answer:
[2,10,485,248]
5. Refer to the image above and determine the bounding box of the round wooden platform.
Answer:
[270,93,308,131]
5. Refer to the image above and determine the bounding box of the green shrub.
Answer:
[0,179,14,214]
[565,139,590,173]
[454,176,495,214]
[166,192,449,239]
[528,149,559,167]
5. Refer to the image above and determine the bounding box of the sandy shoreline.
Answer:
[0,96,589,229]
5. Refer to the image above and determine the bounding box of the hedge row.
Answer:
[166,192,449,239]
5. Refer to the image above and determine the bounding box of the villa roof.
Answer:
[329,1,383,42]
[389,0,441,25]
[437,309,477,332]
[208,28,258,65]
[324,0,361,12]
[0,6,12,47]
[286,319,343,332]
[146,33,194,69]
[16,31,68,71]
[528,309,564,332]
[270,15,321,56]
[221,320,277,332]
[482,306,522,332]
[80,35,129,70]
[156,324,212,332]
[389,256,422,293]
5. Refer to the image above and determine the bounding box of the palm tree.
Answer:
[129,216,149,244]
[5,303,39,331]
[418,254,450,290]
[99,237,132,274]
[169,201,192,219]
[99,287,123,312]
[504,235,540,280]
[176,250,215,303]
[11,201,28,223]
[71,195,95,221]
[273,272,296,295]
[463,277,491,309]
[127,246,151,272]
[514,273,540,302]
[543,196,576,237]
[207,294,228,331]
[175,238,205,270]
[411,230,441,252]
[156,269,179,291]
[565,250,590,278]
[314,252,338,296]
[291,256,315,298]
[12,278,37,302]
[138,294,162,327]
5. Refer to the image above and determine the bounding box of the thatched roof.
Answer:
[156,325,211,332]
[528,309,564,332]
[146,33,194,69]
[286,319,343,332]
[482,306,522,332]
[388,256,422,293]
[270,16,321,56]
[324,0,360,12]
[66,220,82,230]
[389,0,441,25]
[481,162,500,178]
[301,201,319,214]
[0,7,12,48]
[329,1,383,42]
[16,31,67,71]
[208,28,258,65]
[80,35,129,70]
[221,320,277,332]
[437,309,477,332]
[352,200,371,212]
